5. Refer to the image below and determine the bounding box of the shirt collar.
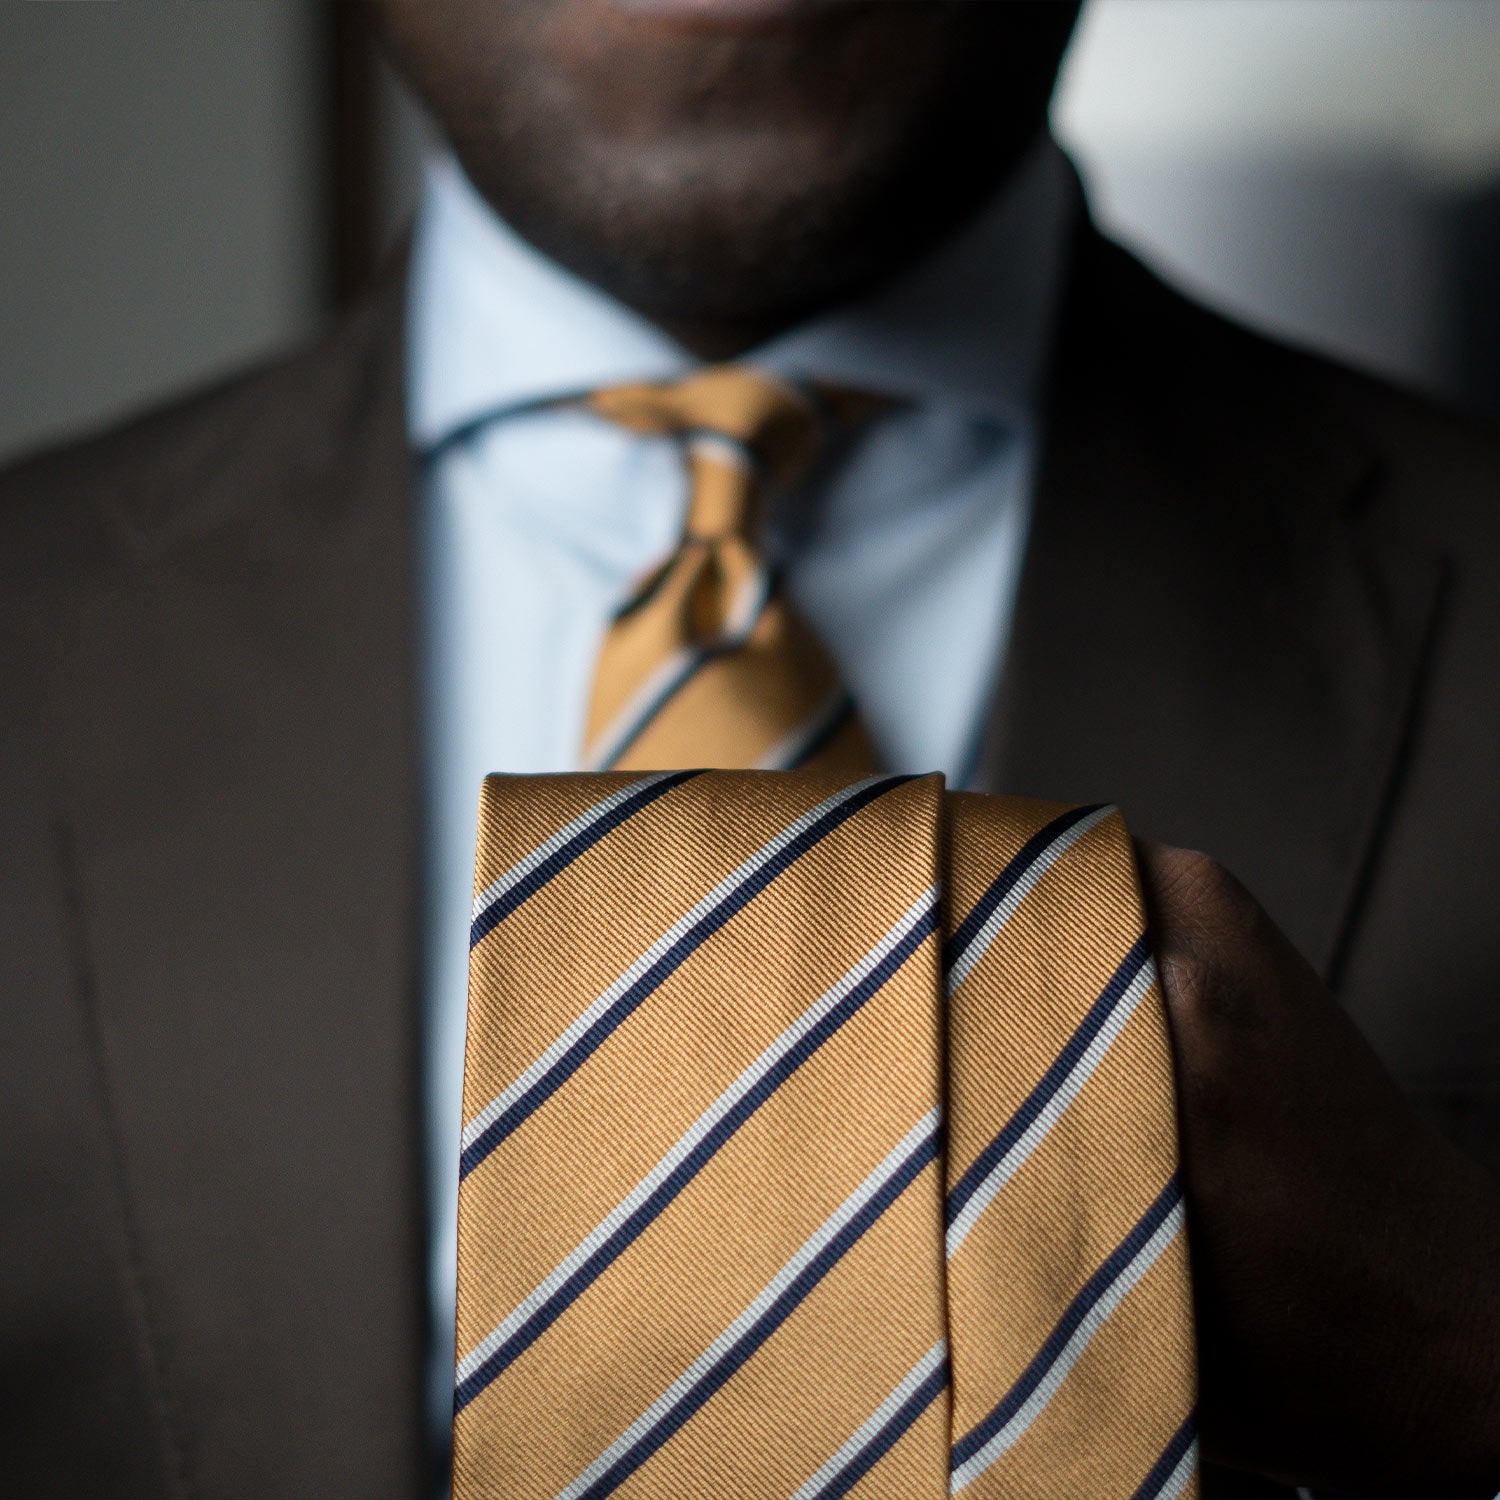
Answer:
[407,135,1078,452]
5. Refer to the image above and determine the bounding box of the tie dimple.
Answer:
[591,367,821,539]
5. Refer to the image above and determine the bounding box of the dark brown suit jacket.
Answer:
[3,225,1498,1499]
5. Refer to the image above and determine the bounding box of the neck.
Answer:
[590,149,1047,364]
[654,312,798,362]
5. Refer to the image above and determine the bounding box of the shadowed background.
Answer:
[2,0,1497,465]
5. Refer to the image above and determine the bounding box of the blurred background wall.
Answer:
[2,0,1497,465]
[0,2,327,464]
[1056,0,1500,415]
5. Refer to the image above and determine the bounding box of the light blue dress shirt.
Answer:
[408,138,1077,1457]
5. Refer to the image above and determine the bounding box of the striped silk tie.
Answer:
[454,769,1199,1500]
[578,367,878,775]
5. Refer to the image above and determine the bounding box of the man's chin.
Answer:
[486,146,893,341]
[377,0,1082,343]
[608,0,867,30]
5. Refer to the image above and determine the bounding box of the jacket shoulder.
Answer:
[0,276,406,592]
[1074,226,1500,539]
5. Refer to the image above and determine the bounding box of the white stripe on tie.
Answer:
[1155,1437,1200,1500]
[456,883,938,1388]
[470,772,680,928]
[554,1109,943,1500]
[945,804,1116,996]
[460,775,893,1156]
[685,429,756,473]
[790,1340,948,1500]
[584,563,774,772]
[948,1200,1185,1494]
[945,955,1159,1258]
[754,686,850,771]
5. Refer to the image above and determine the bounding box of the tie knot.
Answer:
[590,366,821,504]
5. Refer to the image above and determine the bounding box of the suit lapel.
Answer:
[990,230,1444,976]
[45,277,428,1498]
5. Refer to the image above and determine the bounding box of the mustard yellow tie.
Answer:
[453,770,1199,1499]
[577,367,879,775]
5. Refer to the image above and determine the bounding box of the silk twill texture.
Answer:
[453,769,1199,1500]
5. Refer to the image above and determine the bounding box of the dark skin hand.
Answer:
[370,0,1500,1486]
[1139,842,1500,1497]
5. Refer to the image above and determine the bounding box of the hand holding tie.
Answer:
[1139,841,1500,1497]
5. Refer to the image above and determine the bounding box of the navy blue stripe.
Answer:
[786,694,856,770]
[1130,1412,1197,1500]
[815,1358,950,1500]
[470,770,704,949]
[609,559,675,623]
[597,567,779,769]
[944,934,1151,1230]
[453,897,939,1414]
[572,1124,942,1499]
[599,650,713,768]
[460,773,915,1181]
[942,803,1105,976]
[950,1175,1184,1473]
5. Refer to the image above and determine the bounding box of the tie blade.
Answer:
[590,584,879,778]
[456,773,950,1499]
[454,774,1195,1500]
[942,795,1197,1499]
